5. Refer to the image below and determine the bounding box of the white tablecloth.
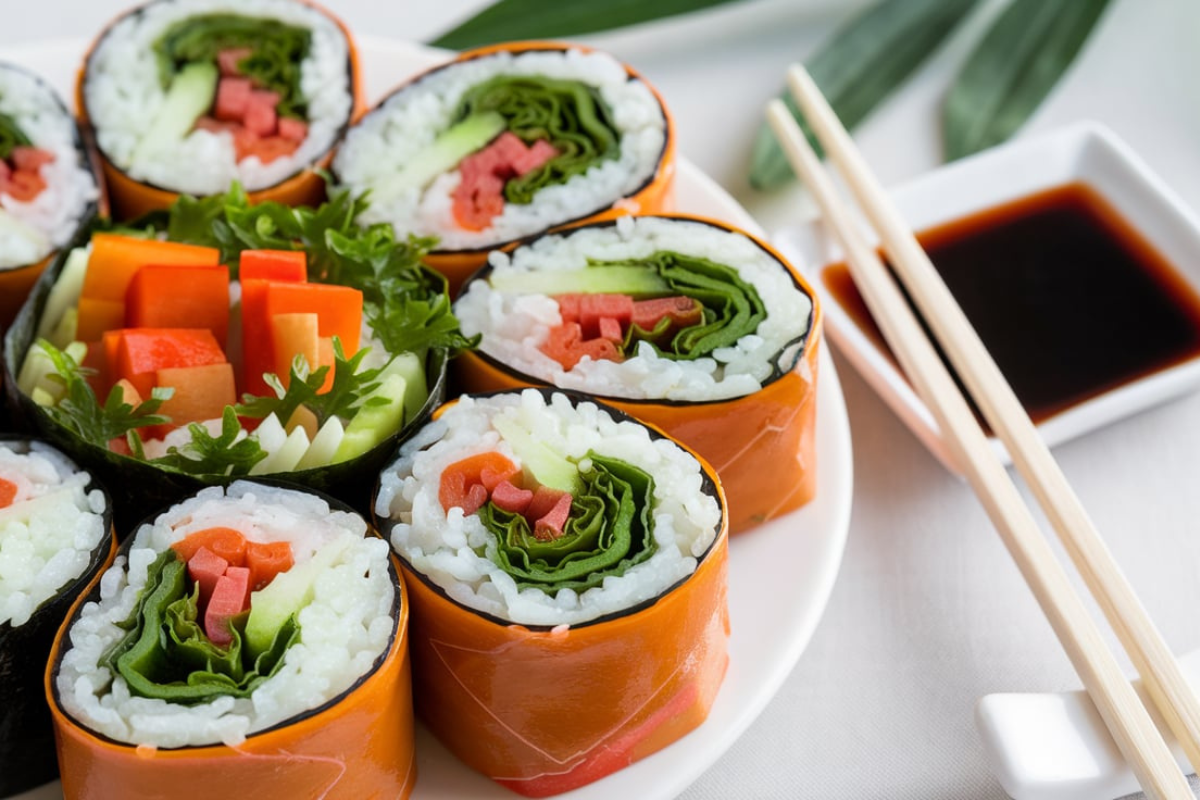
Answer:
[6,1,1200,797]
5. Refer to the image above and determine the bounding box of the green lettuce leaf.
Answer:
[154,13,312,118]
[481,452,656,593]
[594,251,767,359]
[105,549,298,703]
[0,110,31,161]
[456,75,621,203]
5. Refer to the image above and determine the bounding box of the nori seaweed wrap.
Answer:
[0,437,115,797]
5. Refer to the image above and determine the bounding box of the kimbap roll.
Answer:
[78,0,361,219]
[0,63,100,330]
[0,438,114,797]
[332,41,675,294]
[49,481,415,800]
[4,187,460,526]
[376,389,728,796]
[453,215,822,533]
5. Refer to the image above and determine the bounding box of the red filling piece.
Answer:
[193,49,308,165]
[451,132,558,231]
[0,146,55,202]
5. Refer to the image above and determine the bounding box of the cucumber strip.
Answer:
[133,62,218,162]
[489,266,670,297]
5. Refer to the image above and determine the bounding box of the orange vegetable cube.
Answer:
[239,250,306,282]
[265,282,362,355]
[113,328,227,399]
[154,362,236,431]
[75,297,125,343]
[81,234,220,302]
[126,264,231,348]
[270,312,319,389]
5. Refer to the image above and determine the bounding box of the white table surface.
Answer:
[6,1,1200,798]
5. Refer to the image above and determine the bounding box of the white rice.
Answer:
[84,0,352,195]
[333,47,667,251]
[376,390,721,628]
[56,481,395,748]
[0,66,99,270]
[0,441,107,628]
[454,216,814,401]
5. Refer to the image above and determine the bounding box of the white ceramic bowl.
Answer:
[773,121,1200,473]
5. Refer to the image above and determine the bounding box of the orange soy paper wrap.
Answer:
[45,550,415,800]
[400,536,728,797]
[453,216,823,534]
[75,0,365,221]
[333,41,676,297]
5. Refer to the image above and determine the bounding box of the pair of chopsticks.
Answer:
[767,65,1200,800]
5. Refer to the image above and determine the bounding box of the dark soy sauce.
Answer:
[821,182,1200,424]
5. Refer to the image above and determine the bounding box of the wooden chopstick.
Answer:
[766,65,1192,800]
[777,62,1200,784]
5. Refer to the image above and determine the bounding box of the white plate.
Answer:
[4,37,854,800]
[774,122,1200,474]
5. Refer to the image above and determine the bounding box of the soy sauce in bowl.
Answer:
[821,181,1200,425]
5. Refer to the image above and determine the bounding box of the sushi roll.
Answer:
[375,388,728,796]
[0,438,114,797]
[452,214,822,533]
[78,0,362,219]
[332,41,675,294]
[0,63,101,330]
[48,481,415,800]
[3,188,460,529]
